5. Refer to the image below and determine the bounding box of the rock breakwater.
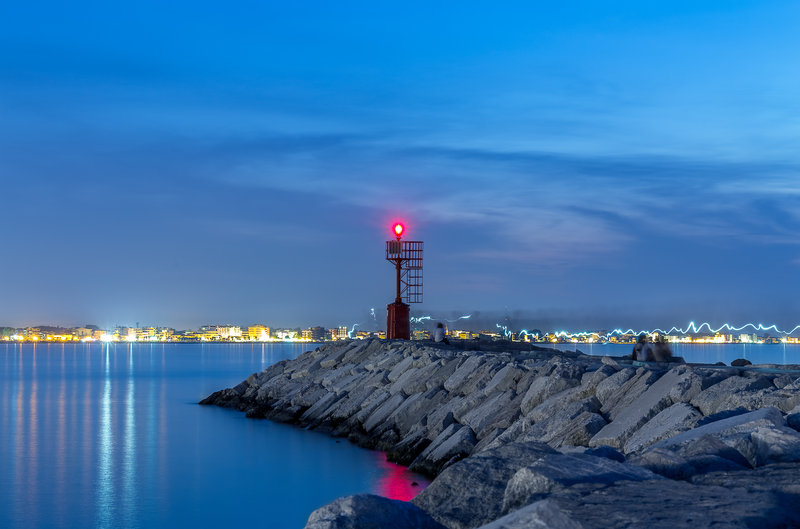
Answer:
[201,339,800,528]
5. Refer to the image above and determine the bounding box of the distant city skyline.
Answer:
[2,2,799,329]
[4,319,800,345]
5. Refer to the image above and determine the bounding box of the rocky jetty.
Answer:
[200,339,800,528]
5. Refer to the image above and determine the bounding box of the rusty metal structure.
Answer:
[385,224,423,339]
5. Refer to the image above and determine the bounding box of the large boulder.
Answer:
[501,453,661,513]
[650,406,800,467]
[460,389,521,438]
[410,424,477,476]
[526,386,588,423]
[443,356,486,393]
[483,365,527,396]
[593,368,635,406]
[628,445,748,480]
[411,441,557,529]
[474,479,800,529]
[600,368,664,420]
[520,359,584,414]
[304,494,446,529]
[623,402,702,454]
[522,398,605,448]
[474,499,582,529]
[589,368,687,450]
[691,461,800,495]
[690,375,773,416]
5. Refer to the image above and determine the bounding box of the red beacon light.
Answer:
[392,223,405,240]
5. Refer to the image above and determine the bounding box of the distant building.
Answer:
[413,330,431,340]
[73,327,92,339]
[248,325,270,341]
[217,326,242,340]
[309,326,325,342]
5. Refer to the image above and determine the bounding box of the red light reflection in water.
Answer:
[371,452,430,501]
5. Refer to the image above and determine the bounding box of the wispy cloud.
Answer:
[202,133,800,262]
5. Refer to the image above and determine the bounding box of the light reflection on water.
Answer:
[0,343,430,529]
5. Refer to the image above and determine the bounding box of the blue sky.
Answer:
[1,1,799,331]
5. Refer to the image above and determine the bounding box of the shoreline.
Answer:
[202,338,800,528]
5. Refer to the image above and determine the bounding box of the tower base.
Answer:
[387,302,410,340]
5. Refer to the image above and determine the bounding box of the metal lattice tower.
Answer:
[385,240,423,303]
[385,223,423,339]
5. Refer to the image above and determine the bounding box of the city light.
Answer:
[2,319,800,345]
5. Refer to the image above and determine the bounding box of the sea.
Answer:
[0,342,429,529]
[573,342,800,366]
[1,341,798,529]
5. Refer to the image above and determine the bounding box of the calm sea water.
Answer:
[570,342,800,365]
[0,343,429,529]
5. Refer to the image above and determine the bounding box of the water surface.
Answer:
[0,343,428,529]
[574,342,800,365]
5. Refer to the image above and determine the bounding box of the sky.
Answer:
[1,1,799,332]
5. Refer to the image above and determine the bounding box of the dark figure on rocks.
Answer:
[434,322,449,344]
[632,334,653,361]
[653,336,673,362]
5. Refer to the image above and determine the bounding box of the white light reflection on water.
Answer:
[13,345,24,526]
[123,344,137,525]
[97,345,113,528]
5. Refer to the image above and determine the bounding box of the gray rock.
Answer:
[579,364,617,394]
[411,424,477,475]
[443,356,486,393]
[623,402,702,454]
[651,406,800,467]
[423,359,460,391]
[481,417,529,452]
[520,361,583,414]
[459,361,506,396]
[600,356,622,369]
[300,391,342,423]
[304,494,446,529]
[473,427,506,453]
[476,499,582,529]
[580,445,625,462]
[460,390,520,438]
[590,368,685,450]
[385,389,448,435]
[476,479,800,529]
[363,393,406,432]
[788,404,800,431]
[690,375,773,416]
[523,398,605,448]
[773,374,795,389]
[483,365,526,396]
[627,447,695,479]
[387,355,416,382]
[679,433,751,467]
[526,386,587,423]
[388,366,422,395]
[425,400,461,440]
[352,390,391,423]
[391,362,440,395]
[593,367,635,406]
[692,461,800,495]
[601,368,664,420]
[327,386,378,422]
[412,441,557,529]
[502,453,661,513]
[629,446,747,480]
